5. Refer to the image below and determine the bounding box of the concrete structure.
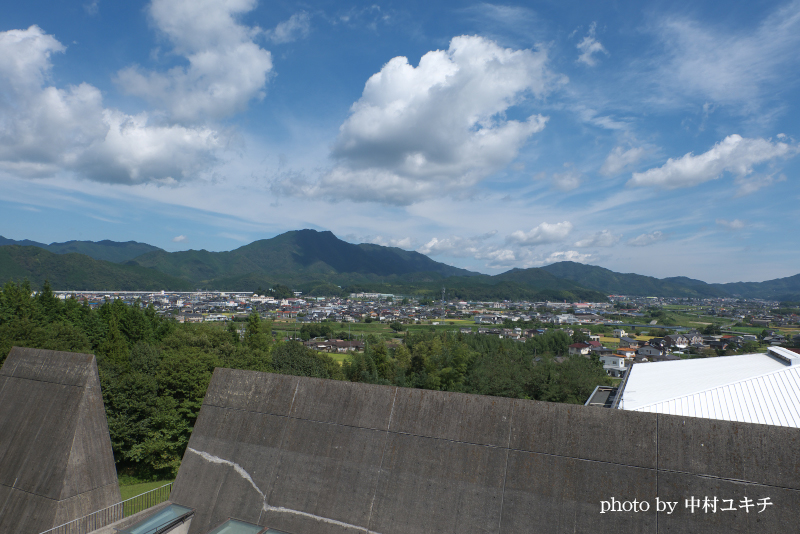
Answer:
[620,347,800,427]
[0,347,121,533]
[584,385,620,408]
[171,369,800,533]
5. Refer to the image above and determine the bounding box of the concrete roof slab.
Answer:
[657,470,800,533]
[288,378,395,431]
[368,432,506,534]
[657,414,800,490]
[265,418,388,531]
[500,451,657,534]
[389,388,514,447]
[509,400,658,469]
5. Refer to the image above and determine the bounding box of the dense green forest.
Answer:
[0,280,610,481]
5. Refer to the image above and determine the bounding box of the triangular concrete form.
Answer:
[0,347,120,533]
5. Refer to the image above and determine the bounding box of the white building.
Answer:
[599,355,627,378]
[617,347,800,428]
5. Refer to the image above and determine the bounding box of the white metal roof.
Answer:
[620,348,800,428]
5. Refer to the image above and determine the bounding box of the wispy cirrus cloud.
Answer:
[506,221,573,246]
[601,146,648,176]
[576,22,608,66]
[265,12,311,44]
[626,231,666,247]
[551,168,582,191]
[649,2,800,113]
[574,229,621,247]
[418,231,499,258]
[716,219,746,230]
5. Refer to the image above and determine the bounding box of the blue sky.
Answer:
[1,0,799,283]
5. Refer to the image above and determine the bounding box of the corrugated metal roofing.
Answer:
[620,349,800,428]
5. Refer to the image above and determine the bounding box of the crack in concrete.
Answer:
[187,447,381,533]
[188,448,265,499]
[263,503,379,533]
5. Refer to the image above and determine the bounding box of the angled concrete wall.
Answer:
[171,369,800,534]
[0,347,121,533]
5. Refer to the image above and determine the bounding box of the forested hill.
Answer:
[130,229,478,286]
[540,262,727,297]
[126,230,607,300]
[0,236,161,263]
[3,230,797,299]
[0,230,606,300]
[0,246,193,291]
[541,261,800,300]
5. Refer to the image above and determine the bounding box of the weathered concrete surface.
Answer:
[500,452,657,534]
[368,432,506,534]
[0,484,58,534]
[172,370,800,534]
[657,413,800,489]
[656,470,800,533]
[510,400,658,468]
[389,388,514,446]
[0,347,120,534]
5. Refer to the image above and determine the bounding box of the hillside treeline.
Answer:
[345,329,609,402]
[0,280,610,481]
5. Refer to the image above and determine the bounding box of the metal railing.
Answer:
[39,482,173,534]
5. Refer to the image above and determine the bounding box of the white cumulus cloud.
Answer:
[506,221,573,246]
[574,229,621,247]
[172,235,188,242]
[628,135,797,189]
[0,26,221,185]
[115,0,273,122]
[626,231,666,247]
[576,22,608,66]
[276,35,562,205]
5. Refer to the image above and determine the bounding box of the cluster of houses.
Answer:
[302,339,365,353]
[50,291,800,366]
[50,289,800,332]
[566,328,797,378]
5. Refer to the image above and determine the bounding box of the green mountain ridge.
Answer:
[0,236,162,263]
[716,273,800,301]
[541,261,800,300]
[130,229,478,287]
[0,246,193,291]
[2,231,798,300]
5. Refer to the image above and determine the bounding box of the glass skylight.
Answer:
[118,504,194,534]
[205,519,266,534]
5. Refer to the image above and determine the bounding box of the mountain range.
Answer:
[1,230,799,301]
[0,236,161,263]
